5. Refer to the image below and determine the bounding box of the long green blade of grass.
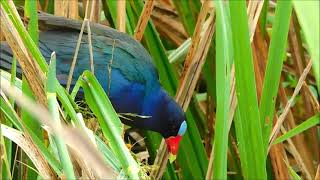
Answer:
[46,54,75,179]
[233,109,249,178]
[284,159,302,180]
[94,135,122,172]
[23,0,42,138]
[229,1,267,179]
[211,1,232,179]
[23,1,42,178]
[2,57,16,180]
[168,38,191,64]
[273,113,320,144]
[259,1,292,148]
[25,0,39,44]
[79,71,139,179]
[293,0,320,93]
[171,0,201,36]
[101,0,133,35]
[0,135,12,180]
[1,68,13,180]
[9,57,16,106]
[260,0,270,36]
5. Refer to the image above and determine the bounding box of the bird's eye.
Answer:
[177,121,187,136]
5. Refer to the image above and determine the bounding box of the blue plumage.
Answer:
[0,16,186,140]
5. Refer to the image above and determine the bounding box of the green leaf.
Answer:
[171,0,201,36]
[273,113,320,144]
[259,1,292,148]
[95,135,122,172]
[212,1,232,179]
[293,1,320,93]
[21,0,42,138]
[25,0,39,44]
[229,1,267,179]
[46,54,75,179]
[260,0,270,36]
[284,160,302,180]
[101,0,133,34]
[168,38,191,64]
[23,2,42,178]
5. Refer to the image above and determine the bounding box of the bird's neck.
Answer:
[143,87,168,115]
[139,87,171,133]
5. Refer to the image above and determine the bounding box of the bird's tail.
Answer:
[0,42,23,76]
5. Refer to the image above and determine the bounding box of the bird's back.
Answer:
[0,12,187,140]
[0,13,160,116]
[38,30,158,88]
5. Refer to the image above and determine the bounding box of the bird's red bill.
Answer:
[165,135,182,155]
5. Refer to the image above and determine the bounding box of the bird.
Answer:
[0,12,187,161]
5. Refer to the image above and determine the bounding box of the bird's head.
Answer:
[162,96,187,162]
[143,88,187,162]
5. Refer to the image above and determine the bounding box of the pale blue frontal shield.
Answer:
[178,121,187,136]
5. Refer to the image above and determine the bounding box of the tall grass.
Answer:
[230,2,266,178]
[211,1,232,179]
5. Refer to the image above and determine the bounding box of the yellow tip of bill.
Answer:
[169,153,177,163]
